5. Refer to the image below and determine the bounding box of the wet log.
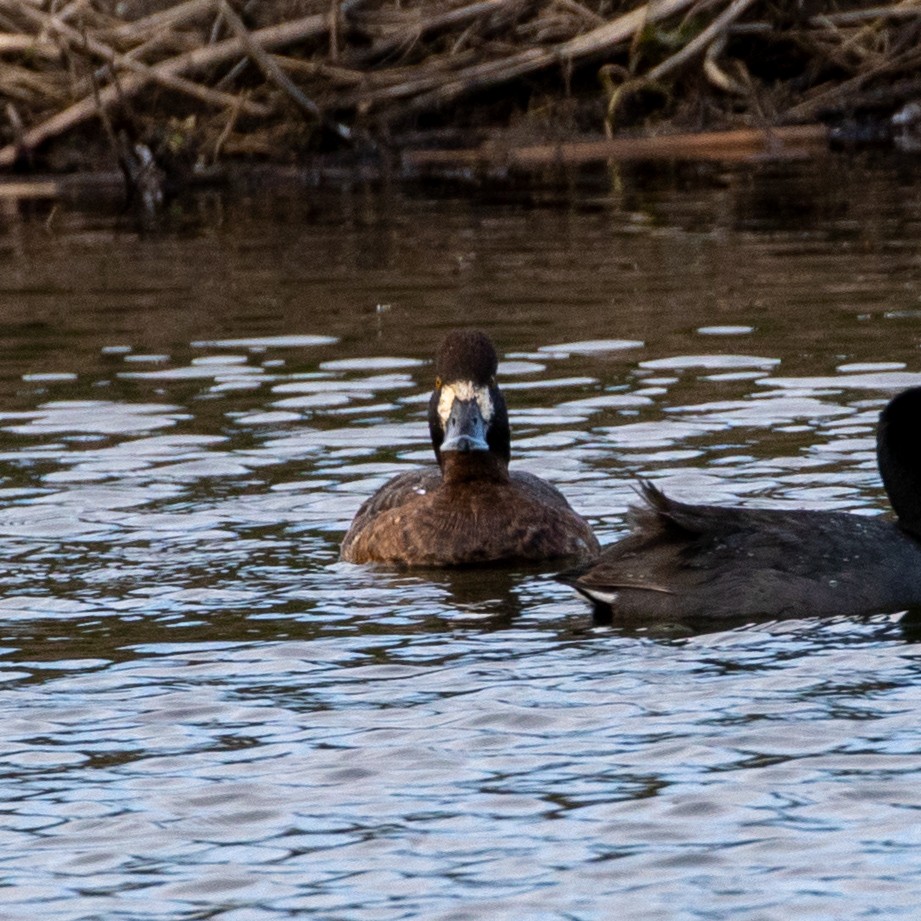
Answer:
[402,125,830,170]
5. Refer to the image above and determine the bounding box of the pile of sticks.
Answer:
[2,0,921,175]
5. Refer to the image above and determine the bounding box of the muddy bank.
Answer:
[2,1,921,195]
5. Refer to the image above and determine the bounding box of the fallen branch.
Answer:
[101,0,217,43]
[346,0,514,66]
[811,3,921,28]
[554,0,606,29]
[403,124,829,169]
[647,0,759,82]
[0,32,61,57]
[217,0,351,142]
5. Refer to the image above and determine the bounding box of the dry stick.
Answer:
[274,55,366,87]
[87,60,138,197]
[347,0,512,66]
[329,47,486,94]
[812,3,921,28]
[102,0,216,42]
[11,3,268,117]
[53,0,92,24]
[0,12,332,168]
[786,46,921,121]
[0,62,69,104]
[802,74,921,116]
[354,0,696,112]
[217,0,352,141]
[211,89,246,164]
[731,4,921,37]
[553,0,606,28]
[4,101,23,154]
[329,0,340,63]
[0,32,61,56]
[80,23,210,92]
[702,32,747,95]
[646,0,759,82]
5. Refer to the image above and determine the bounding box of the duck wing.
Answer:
[341,466,442,559]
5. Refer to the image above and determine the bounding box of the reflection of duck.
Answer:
[341,330,599,566]
[559,387,921,627]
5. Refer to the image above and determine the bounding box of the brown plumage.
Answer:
[340,331,599,567]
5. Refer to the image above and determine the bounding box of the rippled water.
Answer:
[3,159,921,919]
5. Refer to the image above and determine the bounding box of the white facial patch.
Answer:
[437,381,494,426]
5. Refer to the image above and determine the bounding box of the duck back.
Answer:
[560,482,921,626]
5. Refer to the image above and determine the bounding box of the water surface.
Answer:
[2,159,921,919]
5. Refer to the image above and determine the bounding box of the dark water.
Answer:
[2,158,921,919]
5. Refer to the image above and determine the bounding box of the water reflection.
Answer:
[2,160,921,919]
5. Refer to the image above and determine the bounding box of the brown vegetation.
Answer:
[1,1,921,180]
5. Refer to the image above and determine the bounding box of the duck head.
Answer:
[428,330,511,480]
[878,385,921,537]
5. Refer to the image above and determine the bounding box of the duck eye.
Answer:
[435,376,442,389]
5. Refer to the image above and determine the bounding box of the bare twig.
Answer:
[553,0,606,29]
[211,89,246,164]
[786,44,921,120]
[646,0,760,82]
[346,0,514,66]
[102,0,216,42]
[329,0,341,63]
[703,33,748,95]
[731,3,921,37]
[811,3,921,28]
[0,62,68,104]
[0,32,61,57]
[217,0,352,142]
[274,55,366,87]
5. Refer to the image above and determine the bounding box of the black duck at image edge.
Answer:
[558,386,921,627]
[340,330,599,567]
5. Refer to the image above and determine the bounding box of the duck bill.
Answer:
[440,398,490,453]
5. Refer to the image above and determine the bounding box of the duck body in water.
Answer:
[341,330,599,567]
[559,386,921,626]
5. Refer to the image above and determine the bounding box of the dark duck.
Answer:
[559,386,921,627]
[340,330,599,566]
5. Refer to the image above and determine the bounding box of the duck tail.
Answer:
[636,478,669,510]
[633,479,707,536]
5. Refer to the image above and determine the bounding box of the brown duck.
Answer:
[341,330,599,566]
